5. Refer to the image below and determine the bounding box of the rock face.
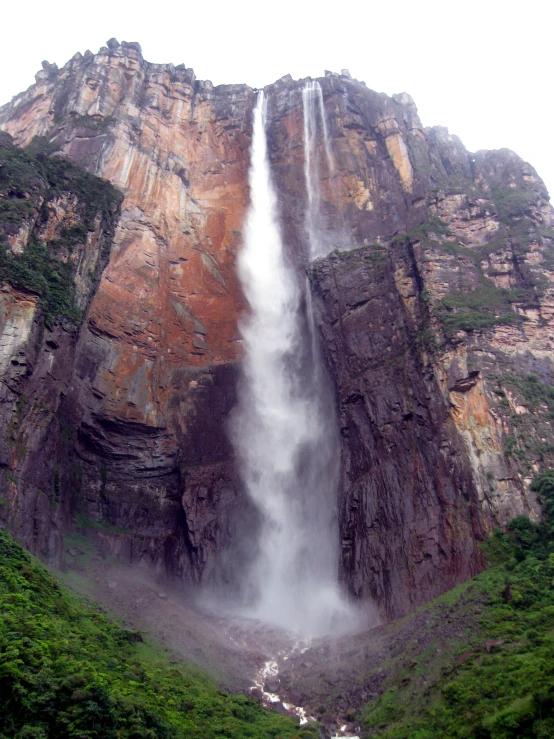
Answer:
[0,131,121,563]
[265,83,554,614]
[0,43,255,582]
[310,248,485,615]
[1,42,553,618]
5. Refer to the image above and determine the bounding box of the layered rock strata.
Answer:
[0,41,553,617]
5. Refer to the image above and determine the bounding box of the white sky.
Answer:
[1,0,553,197]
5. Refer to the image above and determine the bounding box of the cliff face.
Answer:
[266,80,554,614]
[1,41,553,618]
[0,131,121,563]
[0,42,255,581]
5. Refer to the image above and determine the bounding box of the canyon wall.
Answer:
[1,41,553,617]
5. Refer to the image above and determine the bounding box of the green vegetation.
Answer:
[363,244,388,266]
[492,186,537,222]
[0,531,314,739]
[388,213,550,339]
[73,513,133,536]
[390,218,523,336]
[489,184,548,272]
[409,215,450,240]
[0,132,122,326]
[486,372,554,469]
[69,114,116,131]
[439,239,512,268]
[502,373,554,416]
[391,216,450,249]
[432,171,477,197]
[434,285,526,336]
[361,470,554,738]
[331,242,389,266]
[0,238,83,325]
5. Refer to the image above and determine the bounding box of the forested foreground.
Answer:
[0,532,315,739]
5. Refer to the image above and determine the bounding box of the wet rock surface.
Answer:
[0,132,121,565]
[310,245,485,617]
[307,133,554,617]
[0,42,256,582]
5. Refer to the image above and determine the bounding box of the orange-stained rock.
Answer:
[2,44,252,433]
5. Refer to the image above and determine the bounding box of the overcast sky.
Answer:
[2,0,552,196]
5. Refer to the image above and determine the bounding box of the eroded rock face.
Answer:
[1,43,553,618]
[309,248,485,615]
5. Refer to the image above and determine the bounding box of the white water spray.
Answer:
[230,91,357,638]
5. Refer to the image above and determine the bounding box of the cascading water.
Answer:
[303,81,330,260]
[230,90,358,638]
[302,80,340,259]
[302,80,352,259]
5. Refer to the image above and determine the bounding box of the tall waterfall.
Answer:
[230,91,357,638]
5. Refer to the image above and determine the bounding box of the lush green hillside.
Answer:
[0,532,315,739]
[362,472,554,738]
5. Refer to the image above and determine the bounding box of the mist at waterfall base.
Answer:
[215,89,369,640]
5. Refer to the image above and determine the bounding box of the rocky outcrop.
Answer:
[1,42,553,618]
[310,247,485,615]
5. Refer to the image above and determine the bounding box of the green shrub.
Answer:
[503,374,554,415]
[493,186,537,221]
[362,469,554,738]
[0,239,82,326]
[434,285,526,336]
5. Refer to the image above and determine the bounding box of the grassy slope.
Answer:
[361,473,554,739]
[0,532,316,739]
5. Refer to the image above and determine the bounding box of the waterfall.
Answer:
[303,81,335,259]
[230,91,357,638]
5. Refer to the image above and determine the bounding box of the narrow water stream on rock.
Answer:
[250,649,361,738]
[302,80,350,257]
[303,80,335,259]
